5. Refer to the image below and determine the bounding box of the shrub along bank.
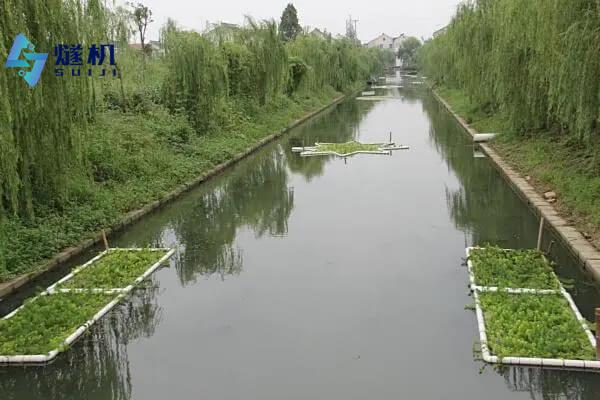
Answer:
[0,1,392,282]
[419,0,600,248]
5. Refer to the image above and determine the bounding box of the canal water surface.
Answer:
[2,78,600,399]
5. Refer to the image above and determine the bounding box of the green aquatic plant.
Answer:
[315,141,380,155]
[469,246,560,289]
[479,292,595,360]
[0,292,114,355]
[61,249,167,289]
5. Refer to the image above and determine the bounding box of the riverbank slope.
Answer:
[0,89,349,296]
[432,85,600,279]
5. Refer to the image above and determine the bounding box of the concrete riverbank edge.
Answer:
[0,93,349,299]
[431,89,600,282]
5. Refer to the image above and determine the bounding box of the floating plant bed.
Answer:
[0,248,174,365]
[291,140,409,158]
[0,292,117,361]
[478,292,594,360]
[467,246,560,291]
[356,95,397,101]
[466,246,600,369]
[49,248,174,292]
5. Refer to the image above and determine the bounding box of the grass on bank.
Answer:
[479,291,595,360]
[315,141,380,154]
[0,292,114,355]
[60,249,167,289]
[469,246,560,290]
[434,85,600,246]
[0,88,341,283]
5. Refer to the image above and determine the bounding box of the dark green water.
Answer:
[2,78,600,399]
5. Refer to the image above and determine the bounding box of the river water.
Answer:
[1,77,600,399]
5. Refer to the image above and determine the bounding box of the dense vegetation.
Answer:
[0,1,390,281]
[469,246,560,289]
[479,292,595,360]
[0,292,114,355]
[420,0,600,144]
[61,249,167,289]
[420,0,600,244]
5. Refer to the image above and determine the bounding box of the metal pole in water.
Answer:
[536,216,545,251]
[596,308,600,360]
[389,131,392,143]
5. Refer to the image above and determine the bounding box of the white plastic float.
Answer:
[0,248,175,365]
[473,133,497,142]
[465,247,600,370]
[370,85,404,89]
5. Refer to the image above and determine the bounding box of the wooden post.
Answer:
[389,131,392,143]
[596,308,600,360]
[101,229,109,251]
[536,216,545,251]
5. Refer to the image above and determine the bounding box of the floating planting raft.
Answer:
[0,248,174,365]
[291,141,409,158]
[355,95,398,101]
[466,246,600,369]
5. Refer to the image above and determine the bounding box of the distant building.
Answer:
[365,33,406,51]
[204,22,240,43]
[309,28,327,39]
[128,40,163,56]
[149,40,163,56]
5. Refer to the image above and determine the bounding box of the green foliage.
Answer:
[286,35,385,93]
[0,2,391,283]
[128,1,153,52]
[0,0,107,219]
[237,19,289,106]
[316,141,380,154]
[162,30,228,133]
[495,135,600,229]
[61,249,167,289]
[397,36,421,69]
[0,293,114,355]
[469,246,560,289]
[479,292,595,359]
[279,3,302,42]
[0,93,340,282]
[419,0,600,144]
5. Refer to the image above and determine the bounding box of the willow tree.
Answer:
[238,19,288,106]
[0,0,108,219]
[162,29,228,133]
[419,0,600,144]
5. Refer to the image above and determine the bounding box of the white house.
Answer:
[366,33,394,50]
[365,33,406,51]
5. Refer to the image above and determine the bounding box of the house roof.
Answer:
[367,33,407,45]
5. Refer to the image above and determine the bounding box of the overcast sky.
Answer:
[129,0,460,42]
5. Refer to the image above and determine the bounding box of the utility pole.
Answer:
[346,15,359,42]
